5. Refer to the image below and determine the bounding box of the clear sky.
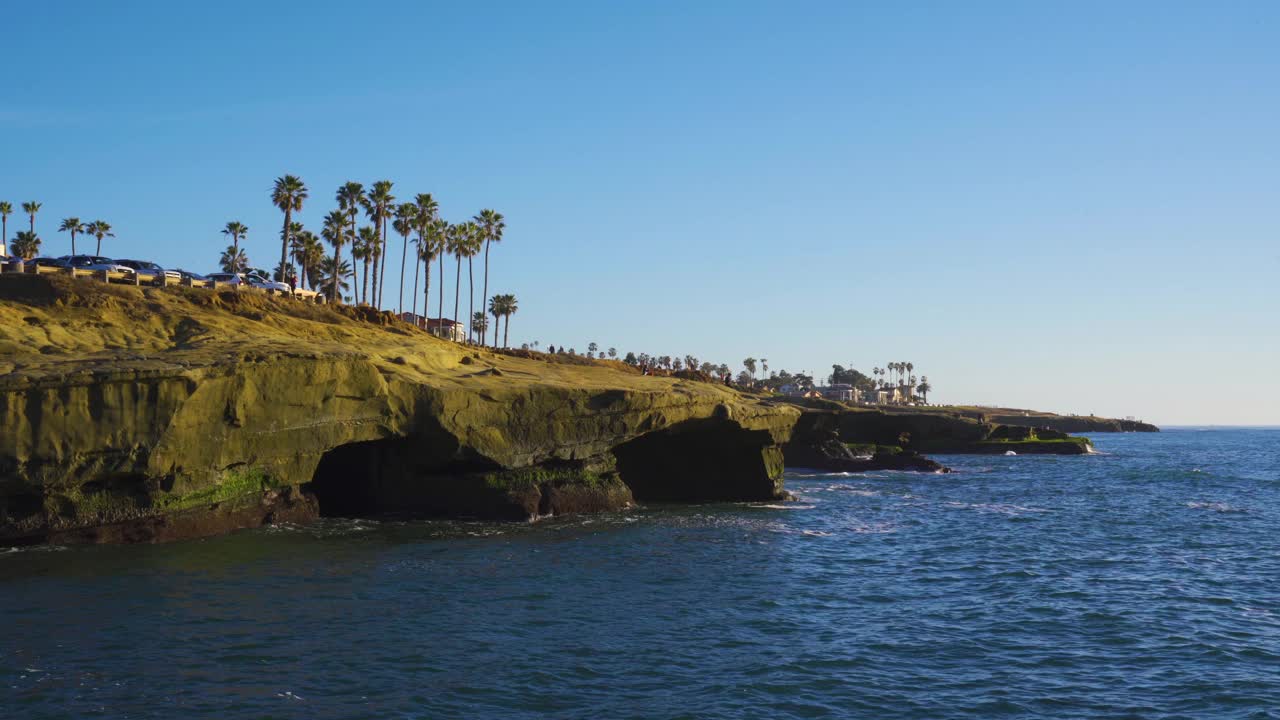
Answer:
[4,1,1277,425]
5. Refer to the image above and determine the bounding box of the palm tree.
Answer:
[363,180,395,308]
[433,218,449,328]
[283,220,304,280]
[488,298,502,343]
[474,209,505,346]
[489,293,518,348]
[58,217,82,256]
[291,229,323,289]
[337,182,365,300]
[271,175,307,286]
[356,226,379,305]
[471,311,489,339]
[21,202,41,233]
[86,220,114,255]
[222,221,248,258]
[918,376,931,403]
[316,256,353,302]
[219,245,249,273]
[462,221,482,342]
[411,194,440,321]
[0,202,12,256]
[446,223,468,336]
[392,202,418,315]
[11,230,41,259]
[321,210,349,303]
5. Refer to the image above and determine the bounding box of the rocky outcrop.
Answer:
[783,427,949,473]
[0,276,800,544]
[778,402,1094,458]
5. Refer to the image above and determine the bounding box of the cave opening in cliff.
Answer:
[306,437,502,518]
[612,419,782,503]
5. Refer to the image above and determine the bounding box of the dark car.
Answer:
[27,257,65,268]
[172,269,210,282]
[115,259,181,283]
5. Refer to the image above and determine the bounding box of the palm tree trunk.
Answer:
[503,313,510,348]
[399,233,408,316]
[481,241,490,346]
[438,253,445,327]
[379,218,389,308]
[467,256,475,343]
[330,245,341,302]
[410,244,420,322]
[279,208,291,284]
[97,235,103,255]
[371,246,379,309]
[453,255,461,338]
[362,254,370,306]
[70,230,76,257]
[2,217,6,256]
[423,250,432,329]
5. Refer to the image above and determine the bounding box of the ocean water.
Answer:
[3,429,1279,719]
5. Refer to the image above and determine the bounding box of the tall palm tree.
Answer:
[356,226,379,305]
[473,209,505,346]
[11,231,41,259]
[58,217,82,256]
[362,180,395,308]
[321,210,349,303]
[446,223,469,336]
[337,182,365,299]
[434,218,449,328]
[271,175,307,284]
[412,194,439,321]
[462,221,482,342]
[86,220,114,255]
[219,245,249,273]
[392,202,418,315]
[22,202,41,233]
[222,221,248,258]
[0,201,11,256]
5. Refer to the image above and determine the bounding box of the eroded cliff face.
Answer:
[0,277,799,543]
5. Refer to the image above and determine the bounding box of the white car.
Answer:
[57,255,138,277]
[206,272,290,294]
[245,273,289,293]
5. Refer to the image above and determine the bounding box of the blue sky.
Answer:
[4,1,1277,424]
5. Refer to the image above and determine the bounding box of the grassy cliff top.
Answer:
[0,274,742,403]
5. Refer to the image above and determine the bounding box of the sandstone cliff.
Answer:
[0,276,798,544]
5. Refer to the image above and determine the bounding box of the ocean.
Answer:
[3,429,1278,719]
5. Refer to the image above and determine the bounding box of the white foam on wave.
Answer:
[1186,501,1247,514]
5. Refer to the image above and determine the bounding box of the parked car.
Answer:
[173,269,210,283]
[206,272,288,294]
[244,272,289,294]
[244,267,290,293]
[114,259,181,283]
[26,257,66,268]
[56,255,137,277]
[206,272,249,287]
